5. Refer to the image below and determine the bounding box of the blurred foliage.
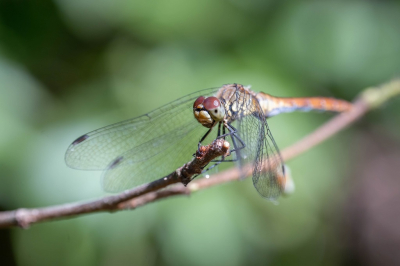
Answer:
[0,0,400,266]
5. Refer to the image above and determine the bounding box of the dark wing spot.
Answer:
[109,156,124,169]
[72,134,89,145]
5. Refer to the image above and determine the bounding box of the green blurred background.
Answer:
[1,0,400,265]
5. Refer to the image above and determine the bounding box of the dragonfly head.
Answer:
[193,96,226,128]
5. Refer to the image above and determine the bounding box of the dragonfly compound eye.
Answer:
[193,96,205,109]
[203,97,225,121]
[203,97,220,110]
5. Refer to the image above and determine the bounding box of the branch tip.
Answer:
[360,79,400,109]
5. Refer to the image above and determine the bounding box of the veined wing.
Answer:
[65,87,219,172]
[232,89,284,200]
[251,124,285,200]
[101,119,209,192]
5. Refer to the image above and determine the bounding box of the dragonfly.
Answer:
[65,84,351,200]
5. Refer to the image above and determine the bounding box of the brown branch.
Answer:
[0,139,230,228]
[0,79,399,229]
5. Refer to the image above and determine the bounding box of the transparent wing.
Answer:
[229,89,284,200]
[65,87,219,191]
[102,120,209,192]
[251,124,285,200]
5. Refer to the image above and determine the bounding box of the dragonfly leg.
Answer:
[190,122,247,182]
[225,123,246,156]
[190,127,228,182]
[201,160,224,173]
[216,124,245,149]
[191,157,238,182]
[198,126,214,150]
[196,124,247,178]
[217,121,222,137]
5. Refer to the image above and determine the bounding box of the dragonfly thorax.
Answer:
[193,96,226,128]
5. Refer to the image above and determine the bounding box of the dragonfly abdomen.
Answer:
[257,93,352,117]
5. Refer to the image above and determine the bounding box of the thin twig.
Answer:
[0,79,399,229]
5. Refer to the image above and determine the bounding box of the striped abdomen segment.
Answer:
[256,93,352,118]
